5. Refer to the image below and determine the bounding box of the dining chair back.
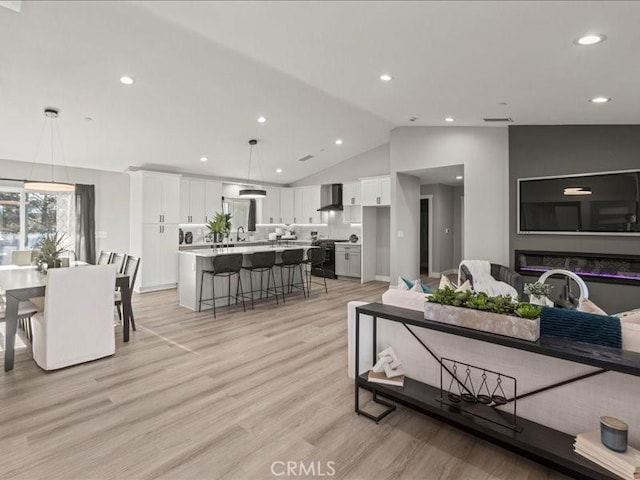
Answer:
[32,264,117,370]
[109,253,127,273]
[10,250,33,266]
[97,251,113,265]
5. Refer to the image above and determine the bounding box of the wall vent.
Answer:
[297,154,315,162]
[483,117,514,123]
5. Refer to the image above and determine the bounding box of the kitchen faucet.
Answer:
[236,226,245,242]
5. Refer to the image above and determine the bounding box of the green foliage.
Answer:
[207,212,233,238]
[33,232,66,271]
[428,287,541,319]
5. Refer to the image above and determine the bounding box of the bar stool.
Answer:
[277,249,307,302]
[242,250,279,309]
[305,247,328,296]
[198,253,246,318]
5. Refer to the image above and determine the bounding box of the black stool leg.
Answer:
[299,264,307,298]
[198,270,206,312]
[130,312,137,331]
[260,269,264,299]
[269,267,278,304]
[249,269,255,310]
[212,274,217,319]
[237,274,246,312]
[322,263,328,293]
[280,266,286,303]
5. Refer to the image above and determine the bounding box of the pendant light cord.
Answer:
[50,116,55,183]
[55,119,71,184]
[28,119,47,181]
[246,142,254,185]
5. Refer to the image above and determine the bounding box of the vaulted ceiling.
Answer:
[1,1,639,184]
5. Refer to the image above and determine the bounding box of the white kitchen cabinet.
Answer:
[343,181,361,206]
[335,244,361,278]
[280,188,294,224]
[140,172,180,224]
[303,185,322,224]
[204,181,222,223]
[138,224,178,291]
[361,176,391,206]
[129,170,181,292]
[293,188,304,224]
[179,179,206,224]
[343,205,362,224]
[260,187,281,224]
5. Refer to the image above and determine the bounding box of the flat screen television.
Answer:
[518,170,640,235]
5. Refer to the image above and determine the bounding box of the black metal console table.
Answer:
[354,303,640,480]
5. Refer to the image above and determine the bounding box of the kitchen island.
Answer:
[178,245,312,311]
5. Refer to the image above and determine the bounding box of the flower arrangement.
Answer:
[33,233,66,272]
[524,281,554,298]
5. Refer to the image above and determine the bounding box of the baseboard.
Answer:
[375,275,391,282]
[136,284,177,294]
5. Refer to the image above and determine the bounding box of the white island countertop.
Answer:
[178,244,312,257]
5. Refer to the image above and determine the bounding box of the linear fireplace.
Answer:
[514,250,640,286]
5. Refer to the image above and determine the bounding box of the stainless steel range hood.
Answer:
[318,183,343,211]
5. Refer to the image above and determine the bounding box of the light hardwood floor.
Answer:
[0,278,567,480]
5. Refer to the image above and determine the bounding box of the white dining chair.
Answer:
[10,250,33,266]
[32,264,117,370]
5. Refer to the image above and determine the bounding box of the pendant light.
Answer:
[239,139,266,198]
[24,107,75,192]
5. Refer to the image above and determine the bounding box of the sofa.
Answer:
[348,287,640,444]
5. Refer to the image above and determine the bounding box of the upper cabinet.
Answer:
[136,171,180,224]
[343,181,362,206]
[293,186,322,224]
[180,179,222,224]
[280,189,295,224]
[260,187,281,224]
[361,176,391,206]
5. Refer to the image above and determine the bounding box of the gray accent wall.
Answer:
[509,125,640,312]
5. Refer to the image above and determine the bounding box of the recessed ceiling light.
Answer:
[576,34,606,46]
[84,116,93,121]
[379,74,393,82]
[257,116,267,123]
[335,139,343,145]
[119,76,134,85]
[276,168,283,173]
[445,117,455,122]
[590,96,611,104]
[200,156,208,162]
[456,175,463,180]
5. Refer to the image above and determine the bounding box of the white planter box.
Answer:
[424,302,540,342]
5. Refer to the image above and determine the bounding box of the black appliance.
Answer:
[185,232,193,244]
[317,184,343,212]
[311,239,349,278]
[179,228,184,245]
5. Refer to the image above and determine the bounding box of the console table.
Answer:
[354,303,640,480]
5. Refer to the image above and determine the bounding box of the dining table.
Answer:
[0,264,132,372]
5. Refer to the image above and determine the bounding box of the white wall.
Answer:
[291,143,390,187]
[0,158,130,255]
[390,127,509,281]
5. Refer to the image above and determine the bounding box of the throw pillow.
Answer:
[439,275,454,290]
[577,298,607,316]
[455,280,472,293]
[410,279,433,294]
[398,276,414,290]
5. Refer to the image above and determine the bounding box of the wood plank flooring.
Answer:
[0,278,567,480]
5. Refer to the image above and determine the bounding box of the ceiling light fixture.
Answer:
[379,74,393,82]
[576,34,606,46]
[590,96,611,104]
[119,76,134,85]
[335,139,343,145]
[200,156,208,162]
[276,168,282,174]
[456,176,463,180]
[257,116,267,123]
[445,117,455,122]
[239,139,266,198]
[23,108,75,192]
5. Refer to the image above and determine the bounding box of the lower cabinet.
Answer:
[335,244,361,278]
[138,224,178,291]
